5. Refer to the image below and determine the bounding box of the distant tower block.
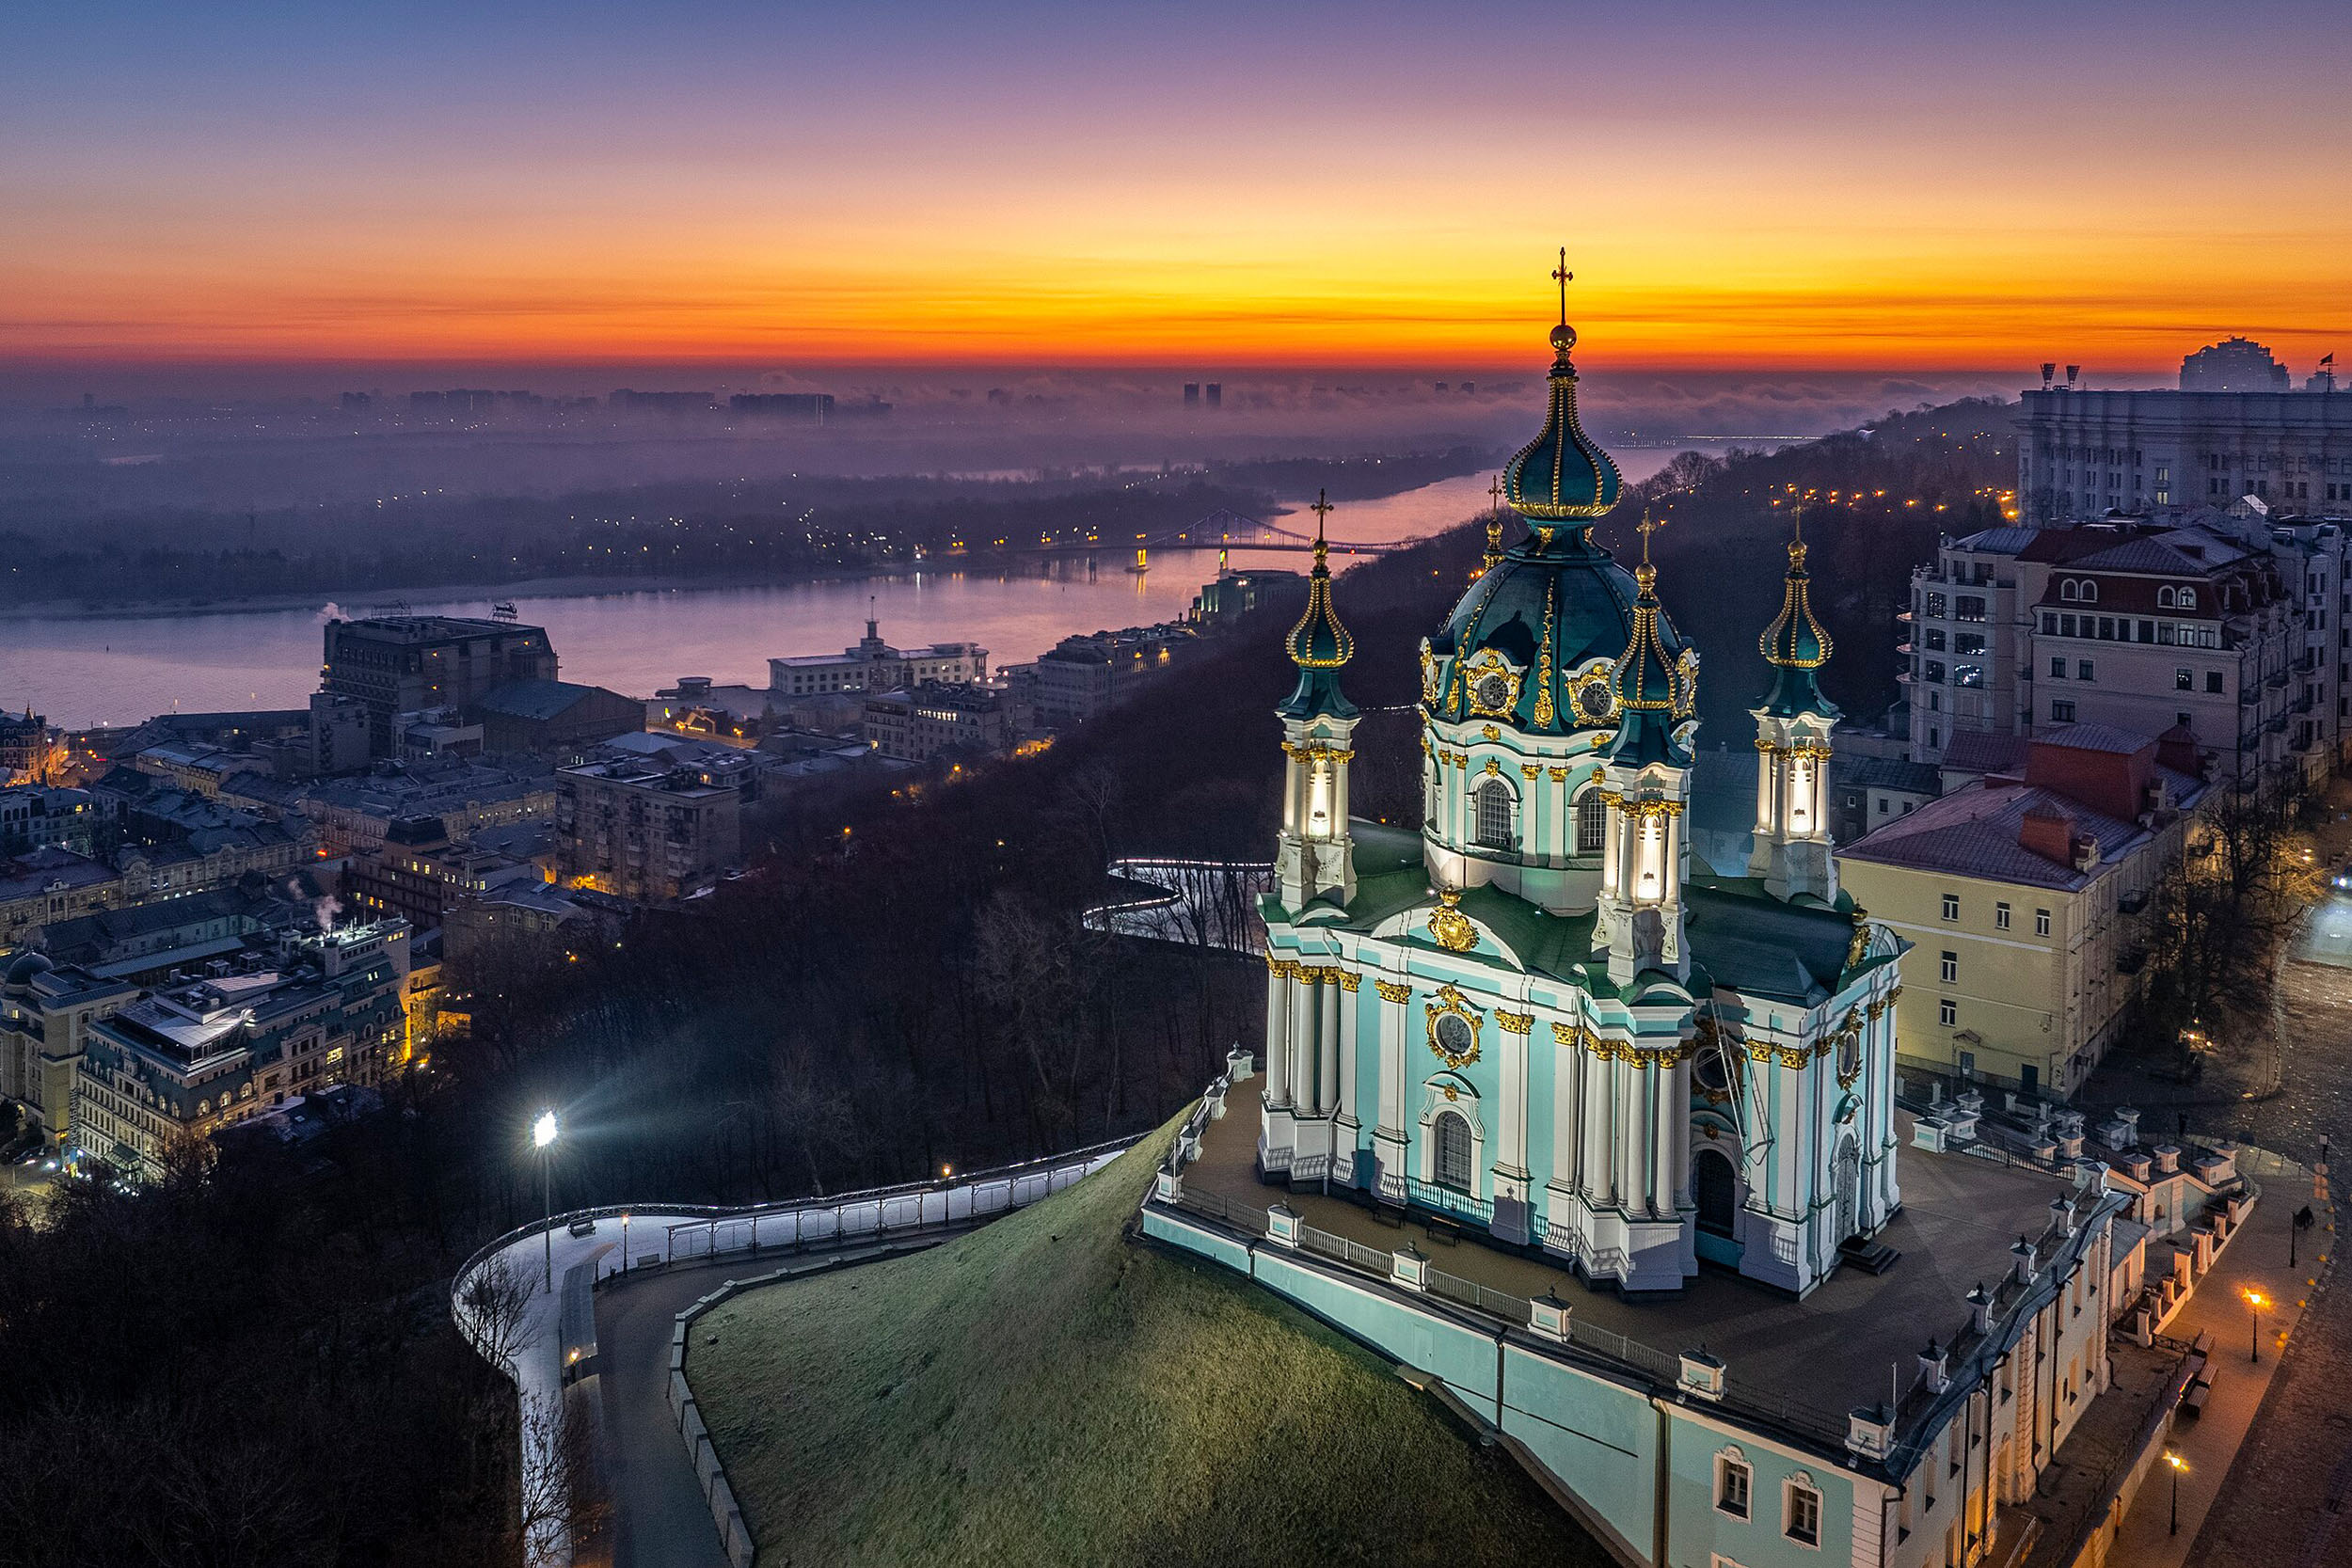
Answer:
[1205,383,1222,409]
[1184,383,1200,407]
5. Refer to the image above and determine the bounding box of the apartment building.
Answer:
[322,616,559,755]
[1902,518,2328,789]
[1840,726,2207,1098]
[554,740,753,902]
[860,681,1026,764]
[767,613,987,698]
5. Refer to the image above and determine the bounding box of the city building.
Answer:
[1186,566,1307,631]
[396,707,484,762]
[0,709,61,784]
[0,785,94,856]
[1024,623,1194,728]
[296,760,556,857]
[728,392,833,419]
[766,613,987,698]
[648,677,778,746]
[0,954,136,1151]
[554,738,754,901]
[2017,342,2352,525]
[69,921,411,1180]
[1145,309,2153,1568]
[469,678,642,755]
[342,814,551,930]
[1839,725,2208,1097]
[1902,517,2330,788]
[859,681,1026,764]
[321,615,559,755]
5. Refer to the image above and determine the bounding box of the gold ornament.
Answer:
[1375,979,1412,1004]
[1497,1009,1534,1035]
[1426,888,1477,952]
[1460,648,1524,719]
[1425,984,1484,1069]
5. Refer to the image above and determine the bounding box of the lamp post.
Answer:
[2245,1288,2266,1364]
[534,1110,559,1293]
[2165,1450,2186,1535]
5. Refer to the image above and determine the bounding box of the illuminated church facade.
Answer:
[1258,302,1906,1297]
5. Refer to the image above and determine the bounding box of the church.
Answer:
[1258,298,1907,1296]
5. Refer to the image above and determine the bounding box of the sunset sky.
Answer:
[5,1,2348,375]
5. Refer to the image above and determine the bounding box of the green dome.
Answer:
[1608,560,1695,768]
[1278,529,1357,721]
[1426,524,1683,736]
[1502,326,1621,523]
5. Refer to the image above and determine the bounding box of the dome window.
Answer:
[1576,789,1607,854]
[1474,779,1516,849]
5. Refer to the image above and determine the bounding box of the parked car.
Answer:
[566,1217,597,1238]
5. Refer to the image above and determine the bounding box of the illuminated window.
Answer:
[1474,780,1515,850]
[1576,790,1607,854]
[1434,1111,1474,1191]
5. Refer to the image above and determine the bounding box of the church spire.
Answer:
[1607,513,1692,768]
[1501,249,1622,537]
[1279,492,1357,721]
[1757,508,1838,719]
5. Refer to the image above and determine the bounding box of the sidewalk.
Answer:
[2106,1155,2328,1567]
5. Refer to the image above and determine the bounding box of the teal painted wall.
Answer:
[1663,1406,1854,1568]
[1254,1249,1502,1421]
[1142,1209,1254,1273]
[1497,1344,1657,1557]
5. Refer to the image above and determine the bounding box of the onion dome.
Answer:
[1607,530,1696,767]
[1502,258,1621,532]
[1279,493,1358,720]
[1756,526,1840,720]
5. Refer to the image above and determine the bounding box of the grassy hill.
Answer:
[686,1118,1610,1567]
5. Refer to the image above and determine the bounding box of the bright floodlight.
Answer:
[533,1111,559,1149]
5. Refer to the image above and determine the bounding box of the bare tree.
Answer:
[455,1254,540,1380]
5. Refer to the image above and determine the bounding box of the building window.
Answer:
[2060,579,2079,601]
[1925,661,1947,684]
[1786,1480,1822,1547]
[2206,671,2223,694]
[1995,901,2011,930]
[1957,595,1986,622]
[2050,657,2066,679]
[2036,908,2052,937]
[2052,699,2076,722]
[1434,1110,1474,1192]
[2176,666,2193,690]
[1474,780,1515,850]
[2076,659,2094,681]
[1716,1453,1752,1519]
[1924,627,1947,652]
[1954,664,1983,689]
[1941,951,1958,984]
[1940,998,1958,1027]
[2080,580,2098,604]
[2179,588,2197,610]
[1925,592,1947,618]
[2041,611,2058,634]
[1955,633,1986,657]
[1941,893,1959,920]
[1575,790,1607,854]
[2159,586,2176,608]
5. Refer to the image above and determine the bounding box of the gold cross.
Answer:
[1487,473,1505,513]
[1636,509,1664,564]
[1551,246,1572,325]
[1310,488,1334,540]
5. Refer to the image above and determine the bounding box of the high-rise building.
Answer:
[2179,336,2290,393]
[321,616,559,756]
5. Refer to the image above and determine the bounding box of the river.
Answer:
[0,460,1682,727]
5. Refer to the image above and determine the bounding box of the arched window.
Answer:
[2158,585,2175,608]
[1575,789,1607,854]
[2178,587,2197,610]
[2080,579,2098,603]
[1473,779,1515,849]
[1434,1110,1474,1191]
[2060,579,2078,601]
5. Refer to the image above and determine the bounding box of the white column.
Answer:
[1497,1018,1529,1176]
[1376,984,1406,1136]
[1264,962,1290,1106]
[1549,1024,1580,1189]
[1755,744,1775,832]
[1291,974,1316,1110]
[1317,978,1340,1117]
[1336,980,1359,1125]
[1580,1044,1610,1197]
[1615,1061,1643,1208]
[1332,753,1350,843]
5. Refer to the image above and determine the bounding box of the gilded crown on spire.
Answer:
[1502,248,1621,528]
[1756,510,1838,719]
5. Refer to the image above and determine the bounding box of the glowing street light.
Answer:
[2165,1449,2186,1535]
[534,1111,560,1292]
[2244,1288,2266,1363]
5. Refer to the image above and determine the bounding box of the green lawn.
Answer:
[687,1115,1612,1567]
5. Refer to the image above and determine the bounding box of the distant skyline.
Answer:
[5,2,2348,374]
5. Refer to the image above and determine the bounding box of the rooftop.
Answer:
[1838,770,2193,890]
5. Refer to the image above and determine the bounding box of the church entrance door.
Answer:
[1834,1137,1860,1242]
[1694,1148,1737,1236]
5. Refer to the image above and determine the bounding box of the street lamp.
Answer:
[2244,1288,2266,1364]
[534,1110,559,1292]
[2165,1450,2186,1535]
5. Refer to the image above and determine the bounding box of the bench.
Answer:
[1423,1215,1464,1246]
[2180,1379,2212,1418]
[2190,1329,2215,1359]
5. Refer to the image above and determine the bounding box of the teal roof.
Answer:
[1756,537,1839,720]
[1607,561,1694,768]
[1278,527,1356,721]
[1430,526,1679,736]
[1502,323,1621,523]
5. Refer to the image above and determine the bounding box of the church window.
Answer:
[1434,1110,1473,1192]
[1575,790,1607,854]
[1785,1479,1822,1546]
[1473,779,1516,850]
[1714,1451,1752,1519]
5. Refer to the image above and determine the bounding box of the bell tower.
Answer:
[1596,517,1695,985]
[1749,514,1841,902]
[1275,493,1359,912]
